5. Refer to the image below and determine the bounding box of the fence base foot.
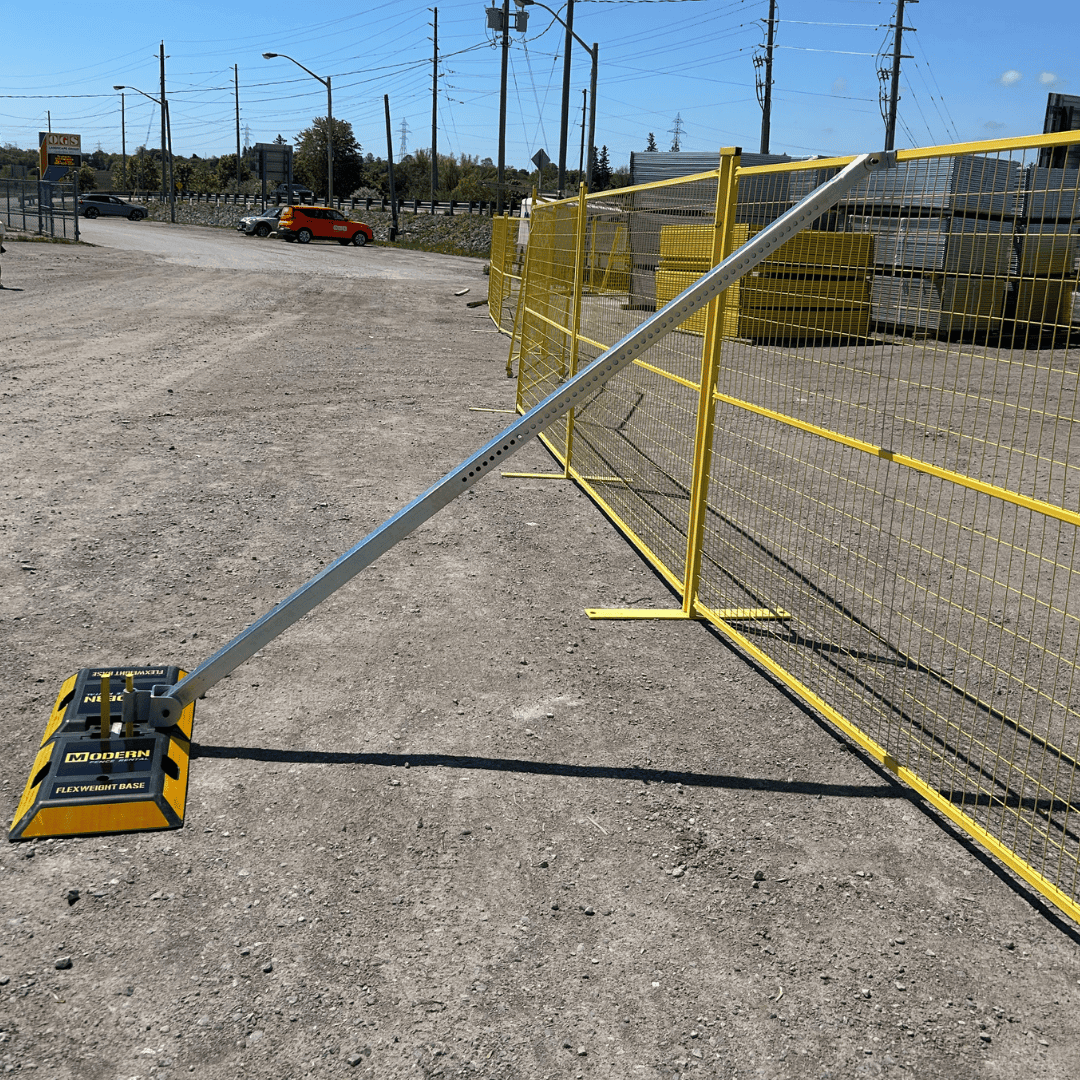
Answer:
[585,606,791,622]
[586,608,697,620]
[502,472,626,483]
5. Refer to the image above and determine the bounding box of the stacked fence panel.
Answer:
[1015,166,1080,337]
[509,134,1080,924]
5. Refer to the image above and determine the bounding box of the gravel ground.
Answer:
[1,239,1079,1080]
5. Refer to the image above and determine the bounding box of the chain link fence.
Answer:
[1,179,78,239]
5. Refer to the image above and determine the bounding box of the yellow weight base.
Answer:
[9,666,195,841]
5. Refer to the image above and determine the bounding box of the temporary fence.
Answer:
[488,212,526,337]
[507,132,1080,926]
[1,179,78,239]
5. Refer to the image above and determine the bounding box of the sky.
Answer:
[1,1,1076,170]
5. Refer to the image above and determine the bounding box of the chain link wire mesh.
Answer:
[1,179,78,239]
[507,135,1080,923]
[487,213,524,335]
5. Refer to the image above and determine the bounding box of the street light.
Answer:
[114,84,175,222]
[514,0,597,194]
[262,52,333,206]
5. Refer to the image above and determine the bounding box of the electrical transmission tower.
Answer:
[398,118,411,159]
[669,113,684,152]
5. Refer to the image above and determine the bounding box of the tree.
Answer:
[646,132,658,152]
[214,153,251,191]
[294,116,363,200]
[119,149,159,192]
[173,160,194,192]
[77,163,97,191]
[592,145,612,190]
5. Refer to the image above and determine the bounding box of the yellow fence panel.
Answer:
[509,132,1080,925]
[487,213,524,335]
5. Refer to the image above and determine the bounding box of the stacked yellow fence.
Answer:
[508,134,1080,925]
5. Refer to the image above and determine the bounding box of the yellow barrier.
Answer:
[487,213,524,336]
[510,132,1080,925]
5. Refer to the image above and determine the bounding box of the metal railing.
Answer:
[126,190,513,216]
[508,131,1080,926]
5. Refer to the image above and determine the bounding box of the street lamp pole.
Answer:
[263,53,333,206]
[114,84,175,222]
[516,0,598,192]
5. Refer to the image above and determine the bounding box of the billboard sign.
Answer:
[254,142,293,186]
[39,132,82,181]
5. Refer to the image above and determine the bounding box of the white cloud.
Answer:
[984,120,1007,131]
[1039,71,1065,89]
[831,77,847,96]
[998,69,1022,87]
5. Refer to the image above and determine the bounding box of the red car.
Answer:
[277,205,373,246]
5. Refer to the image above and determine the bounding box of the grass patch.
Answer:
[4,233,80,244]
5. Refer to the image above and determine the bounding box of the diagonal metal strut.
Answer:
[150,150,895,719]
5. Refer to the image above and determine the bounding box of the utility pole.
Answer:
[431,8,438,203]
[159,42,167,203]
[235,65,241,191]
[883,0,917,151]
[47,110,52,133]
[385,95,399,241]
[497,0,509,213]
[756,0,777,154]
[120,93,126,188]
[398,118,410,159]
[578,88,587,179]
[557,0,576,195]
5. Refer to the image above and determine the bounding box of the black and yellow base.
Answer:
[9,666,195,841]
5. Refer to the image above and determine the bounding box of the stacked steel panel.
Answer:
[1016,166,1080,332]
[654,223,742,337]
[841,156,1021,335]
[625,151,795,312]
[655,224,874,342]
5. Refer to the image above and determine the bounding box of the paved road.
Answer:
[76,216,481,282]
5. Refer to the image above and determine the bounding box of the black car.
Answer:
[78,193,148,220]
[273,183,315,204]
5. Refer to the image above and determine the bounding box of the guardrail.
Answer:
[105,190,520,217]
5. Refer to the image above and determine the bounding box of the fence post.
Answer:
[680,147,741,615]
[510,211,536,389]
[561,183,591,476]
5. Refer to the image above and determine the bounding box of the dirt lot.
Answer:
[1,238,1079,1080]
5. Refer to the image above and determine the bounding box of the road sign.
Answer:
[531,148,551,171]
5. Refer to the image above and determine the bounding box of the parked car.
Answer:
[236,206,283,237]
[272,183,315,204]
[78,193,148,220]
[276,206,373,246]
